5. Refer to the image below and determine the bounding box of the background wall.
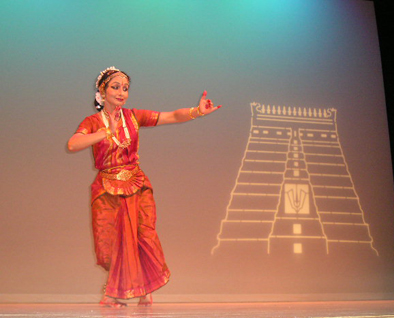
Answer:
[1,0,393,302]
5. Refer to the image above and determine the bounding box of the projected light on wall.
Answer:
[212,103,378,256]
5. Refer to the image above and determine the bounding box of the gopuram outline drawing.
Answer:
[211,103,378,256]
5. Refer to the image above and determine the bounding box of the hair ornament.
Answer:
[96,66,120,88]
[95,91,104,106]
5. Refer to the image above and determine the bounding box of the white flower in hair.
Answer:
[95,91,104,105]
[95,66,120,88]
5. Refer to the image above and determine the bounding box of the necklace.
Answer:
[103,109,120,121]
[101,109,131,148]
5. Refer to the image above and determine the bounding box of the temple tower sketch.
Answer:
[211,103,378,256]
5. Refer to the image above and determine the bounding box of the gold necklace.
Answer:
[103,110,120,121]
[101,110,131,148]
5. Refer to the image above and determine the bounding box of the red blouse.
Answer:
[76,108,160,201]
[76,108,159,170]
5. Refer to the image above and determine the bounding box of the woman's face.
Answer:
[104,74,129,108]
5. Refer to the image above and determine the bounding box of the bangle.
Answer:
[196,106,205,116]
[98,127,113,140]
[105,128,113,140]
[189,107,196,120]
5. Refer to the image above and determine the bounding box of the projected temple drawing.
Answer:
[211,103,378,256]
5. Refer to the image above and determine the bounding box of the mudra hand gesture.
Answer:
[107,106,122,134]
[197,91,222,116]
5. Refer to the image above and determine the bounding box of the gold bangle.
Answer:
[98,127,113,140]
[196,106,205,116]
[189,107,196,120]
[105,128,113,140]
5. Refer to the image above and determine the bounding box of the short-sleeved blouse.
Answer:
[76,108,159,201]
[76,108,159,170]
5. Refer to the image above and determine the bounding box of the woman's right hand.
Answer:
[107,106,121,134]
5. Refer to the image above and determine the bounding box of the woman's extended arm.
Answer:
[157,91,221,125]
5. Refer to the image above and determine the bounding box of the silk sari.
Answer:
[77,108,170,299]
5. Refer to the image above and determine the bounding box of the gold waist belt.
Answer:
[100,166,140,182]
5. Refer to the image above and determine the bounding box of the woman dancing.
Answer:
[67,66,221,307]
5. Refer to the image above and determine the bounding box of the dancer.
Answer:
[68,66,221,307]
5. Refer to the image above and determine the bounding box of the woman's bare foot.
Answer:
[138,293,152,306]
[99,295,127,308]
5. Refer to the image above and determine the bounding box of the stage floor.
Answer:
[1,301,394,318]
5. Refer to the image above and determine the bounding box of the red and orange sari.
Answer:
[77,108,170,299]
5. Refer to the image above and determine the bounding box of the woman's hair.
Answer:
[94,69,130,111]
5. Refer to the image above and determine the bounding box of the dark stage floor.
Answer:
[1,301,394,318]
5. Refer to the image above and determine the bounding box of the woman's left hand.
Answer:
[157,92,222,125]
[198,91,222,116]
